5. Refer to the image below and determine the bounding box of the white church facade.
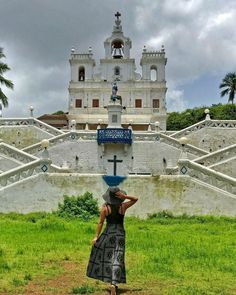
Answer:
[68,12,167,131]
[0,13,235,218]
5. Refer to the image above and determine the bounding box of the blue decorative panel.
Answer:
[97,128,132,145]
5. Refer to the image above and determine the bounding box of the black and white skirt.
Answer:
[86,223,126,285]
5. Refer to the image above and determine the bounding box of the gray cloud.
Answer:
[0,0,235,116]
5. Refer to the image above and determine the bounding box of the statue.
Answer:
[111,82,122,103]
[112,82,118,96]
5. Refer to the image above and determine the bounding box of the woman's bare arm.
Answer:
[92,206,106,245]
[116,191,138,213]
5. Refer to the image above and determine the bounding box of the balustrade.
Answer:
[0,159,51,188]
[194,144,236,166]
[171,120,236,139]
[0,143,37,164]
[0,118,63,137]
[178,159,236,195]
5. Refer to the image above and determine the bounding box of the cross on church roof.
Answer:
[115,11,121,21]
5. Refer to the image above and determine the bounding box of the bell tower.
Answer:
[104,12,132,60]
[101,12,135,82]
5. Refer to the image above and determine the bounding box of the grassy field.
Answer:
[0,212,236,294]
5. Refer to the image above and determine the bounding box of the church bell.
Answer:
[112,48,123,59]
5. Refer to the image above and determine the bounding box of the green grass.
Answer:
[0,212,236,294]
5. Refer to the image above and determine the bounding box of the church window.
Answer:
[153,99,160,108]
[150,65,157,81]
[75,99,82,108]
[92,99,99,107]
[114,66,120,76]
[78,66,85,81]
[135,99,142,108]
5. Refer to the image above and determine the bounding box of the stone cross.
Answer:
[108,155,123,176]
[115,11,121,20]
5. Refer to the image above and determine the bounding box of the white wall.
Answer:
[40,140,189,175]
[0,173,235,217]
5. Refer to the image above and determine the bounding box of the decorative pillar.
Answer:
[41,139,50,159]
[178,137,189,175]
[71,119,76,131]
[29,106,34,117]
[155,121,160,132]
[107,101,123,128]
[205,108,211,120]
[40,139,51,173]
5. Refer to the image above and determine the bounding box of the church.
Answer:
[0,13,235,218]
[68,12,167,131]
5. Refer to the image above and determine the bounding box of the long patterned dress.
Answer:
[86,204,126,285]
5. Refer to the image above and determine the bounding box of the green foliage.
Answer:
[0,211,49,222]
[52,110,65,115]
[219,72,236,104]
[0,213,236,293]
[37,215,69,231]
[56,192,99,220]
[167,104,236,130]
[72,284,95,294]
[0,48,14,107]
[23,273,32,281]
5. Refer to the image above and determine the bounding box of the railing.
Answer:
[0,143,38,164]
[23,131,97,155]
[178,159,236,195]
[142,51,165,57]
[133,132,208,157]
[0,159,51,188]
[171,119,236,139]
[0,118,63,137]
[97,128,132,145]
[193,144,236,166]
[71,53,93,59]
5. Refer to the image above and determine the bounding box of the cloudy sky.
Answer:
[0,0,236,117]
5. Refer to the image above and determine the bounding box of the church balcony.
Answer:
[97,128,132,145]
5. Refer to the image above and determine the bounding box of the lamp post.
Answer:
[204,108,211,120]
[179,136,188,159]
[29,106,34,117]
[41,139,50,159]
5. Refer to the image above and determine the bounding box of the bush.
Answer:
[56,192,99,220]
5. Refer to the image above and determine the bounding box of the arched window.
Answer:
[78,66,85,81]
[111,39,124,59]
[150,65,157,81]
[114,66,120,76]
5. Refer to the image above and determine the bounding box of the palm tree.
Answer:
[219,72,236,105]
[0,48,14,108]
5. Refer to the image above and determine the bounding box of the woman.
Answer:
[86,186,138,295]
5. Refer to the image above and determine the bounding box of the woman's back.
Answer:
[105,203,124,225]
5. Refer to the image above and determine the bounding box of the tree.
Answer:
[0,48,14,107]
[219,72,236,105]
